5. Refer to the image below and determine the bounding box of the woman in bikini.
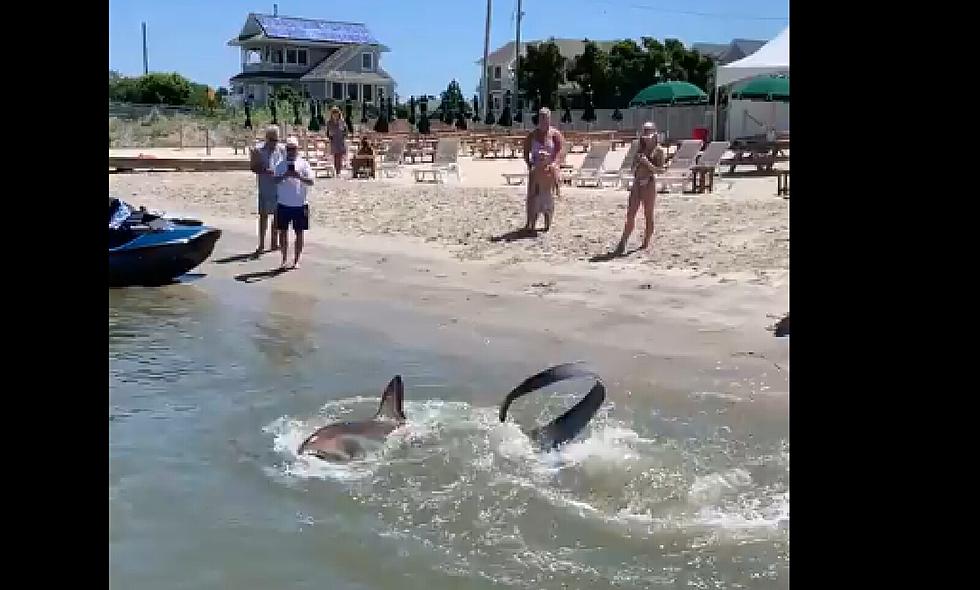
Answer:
[522,107,565,232]
[614,121,665,255]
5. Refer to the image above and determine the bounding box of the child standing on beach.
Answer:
[528,147,557,232]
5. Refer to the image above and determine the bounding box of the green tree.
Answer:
[136,72,193,105]
[568,40,612,107]
[440,79,466,116]
[607,39,648,107]
[517,40,566,109]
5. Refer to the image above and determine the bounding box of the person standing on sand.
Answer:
[522,107,565,233]
[249,125,286,254]
[273,137,314,270]
[613,122,665,255]
[326,106,348,176]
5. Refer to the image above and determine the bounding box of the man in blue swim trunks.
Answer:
[273,136,314,270]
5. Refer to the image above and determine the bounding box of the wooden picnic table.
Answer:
[723,138,790,173]
[351,154,376,178]
[688,165,715,194]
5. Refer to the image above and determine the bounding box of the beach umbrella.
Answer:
[581,87,596,128]
[731,75,789,102]
[455,107,468,130]
[497,90,513,127]
[344,100,354,132]
[611,86,623,125]
[629,81,708,106]
[417,100,431,134]
[244,95,253,129]
[308,100,320,131]
[374,98,389,133]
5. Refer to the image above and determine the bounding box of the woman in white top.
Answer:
[273,137,315,270]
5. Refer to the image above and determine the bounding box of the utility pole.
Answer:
[142,22,148,75]
[515,0,522,121]
[482,0,492,121]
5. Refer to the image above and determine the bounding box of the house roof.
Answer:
[692,38,767,65]
[691,43,729,60]
[479,39,618,65]
[237,14,380,45]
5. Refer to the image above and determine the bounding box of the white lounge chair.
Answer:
[413,138,461,184]
[655,139,704,192]
[571,141,612,188]
[379,139,406,178]
[601,139,639,189]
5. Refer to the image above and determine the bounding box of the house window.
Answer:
[267,47,282,64]
[493,95,501,111]
[494,66,501,80]
[347,83,359,101]
[286,48,308,65]
[333,82,344,100]
[363,84,373,102]
[362,52,373,71]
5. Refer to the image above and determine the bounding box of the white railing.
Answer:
[242,62,309,73]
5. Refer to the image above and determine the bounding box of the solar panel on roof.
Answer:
[255,16,378,44]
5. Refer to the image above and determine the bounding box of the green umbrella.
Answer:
[732,75,789,102]
[629,81,708,106]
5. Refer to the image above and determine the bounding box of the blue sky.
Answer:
[109,0,788,98]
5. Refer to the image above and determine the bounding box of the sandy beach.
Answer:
[109,154,789,390]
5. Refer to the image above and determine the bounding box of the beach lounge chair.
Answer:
[657,140,731,189]
[600,139,639,189]
[413,138,461,184]
[654,140,704,192]
[571,141,612,188]
[379,139,406,178]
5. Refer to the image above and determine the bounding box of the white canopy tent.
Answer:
[713,26,789,139]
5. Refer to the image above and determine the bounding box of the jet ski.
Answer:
[109,197,222,287]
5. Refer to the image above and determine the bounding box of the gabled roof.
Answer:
[479,39,617,65]
[691,43,729,60]
[234,13,380,45]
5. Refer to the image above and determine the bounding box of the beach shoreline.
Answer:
[109,170,789,400]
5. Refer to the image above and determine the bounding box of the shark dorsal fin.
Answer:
[375,375,406,421]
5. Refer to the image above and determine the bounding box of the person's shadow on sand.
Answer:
[588,247,642,262]
[216,248,280,264]
[234,268,288,284]
[490,228,540,242]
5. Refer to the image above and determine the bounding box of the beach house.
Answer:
[227,13,396,107]
[691,39,766,66]
[476,39,616,112]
